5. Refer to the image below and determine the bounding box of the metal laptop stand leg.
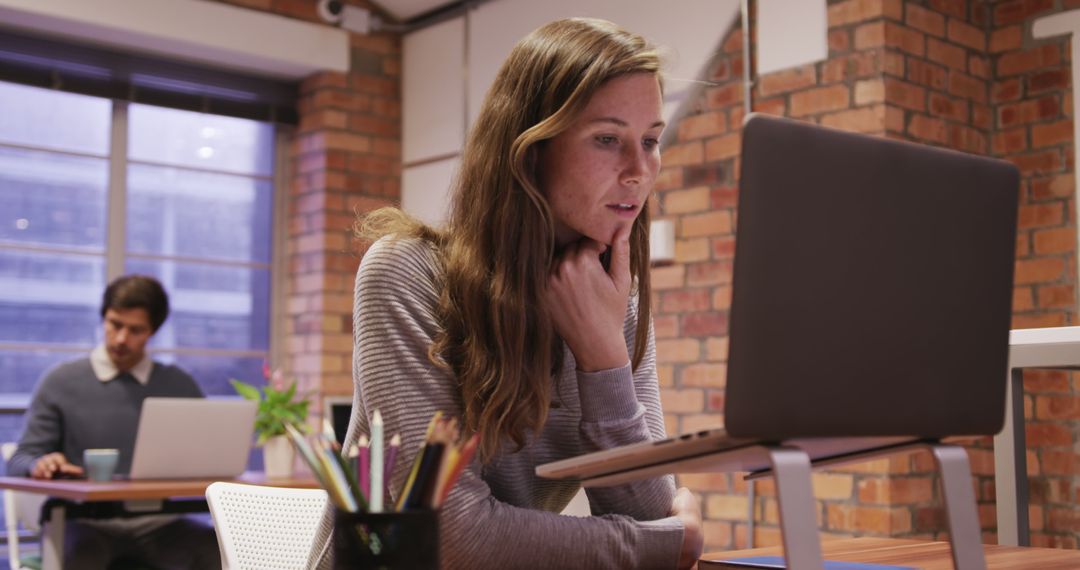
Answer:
[931,444,986,570]
[767,446,824,570]
[752,441,986,570]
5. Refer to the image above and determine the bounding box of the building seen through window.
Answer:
[0,80,277,435]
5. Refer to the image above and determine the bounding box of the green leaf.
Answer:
[229,379,262,402]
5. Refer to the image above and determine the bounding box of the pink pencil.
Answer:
[357,435,370,501]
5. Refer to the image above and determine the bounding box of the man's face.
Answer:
[103,307,154,372]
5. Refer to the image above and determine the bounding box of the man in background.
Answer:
[7,274,220,570]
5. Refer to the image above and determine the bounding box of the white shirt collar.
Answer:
[89,344,152,385]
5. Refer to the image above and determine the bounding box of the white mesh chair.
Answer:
[205,481,328,570]
[1,443,46,570]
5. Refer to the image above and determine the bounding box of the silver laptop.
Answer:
[128,398,257,480]
[538,113,1019,484]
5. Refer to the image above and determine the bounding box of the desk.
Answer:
[701,537,1080,569]
[0,472,318,570]
[995,326,1080,547]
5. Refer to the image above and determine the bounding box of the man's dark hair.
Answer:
[100,275,170,333]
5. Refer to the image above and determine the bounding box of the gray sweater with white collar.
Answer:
[6,357,203,477]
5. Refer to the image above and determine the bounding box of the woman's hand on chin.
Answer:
[544,224,633,372]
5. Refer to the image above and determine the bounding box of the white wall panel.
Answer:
[757,0,828,75]
[403,16,466,163]
[402,157,459,228]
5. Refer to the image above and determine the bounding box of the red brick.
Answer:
[908,114,948,144]
[1038,284,1076,309]
[1014,286,1035,311]
[663,142,704,167]
[711,186,739,209]
[990,25,1022,53]
[707,84,743,108]
[1027,69,1070,94]
[907,59,947,90]
[883,51,906,77]
[829,29,851,53]
[705,133,742,162]
[997,45,1063,78]
[651,264,686,290]
[821,106,886,134]
[855,79,885,105]
[790,85,851,117]
[828,0,885,26]
[992,127,1027,155]
[1019,203,1066,229]
[927,38,967,71]
[821,52,881,83]
[687,261,734,287]
[948,72,987,103]
[1012,312,1067,329]
[907,4,946,36]
[660,186,712,213]
[854,21,885,50]
[1014,257,1065,284]
[929,0,966,19]
[885,22,926,57]
[993,0,1056,26]
[947,19,985,51]
[678,111,729,141]
[759,65,817,97]
[972,103,992,130]
[680,363,727,388]
[884,78,927,111]
[661,289,712,313]
[992,79,1022,104]
[1026,372,1070,395]
[660,388,704,413]
[969,55,990,79]
[998,96,1061,128]
[929,92,969,122]
[1031,120,1074,148]
[1011,151,1065,178]
[653,315,678,339]
[1031,175,1074,200]
[655,338,700,363]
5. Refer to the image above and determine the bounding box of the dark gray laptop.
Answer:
[538,113,1019,484]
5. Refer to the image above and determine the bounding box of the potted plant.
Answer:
[230,368,310,479]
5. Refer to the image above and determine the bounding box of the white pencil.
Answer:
[370,410,384,512]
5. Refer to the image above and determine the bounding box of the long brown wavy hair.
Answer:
[358,18,660,460]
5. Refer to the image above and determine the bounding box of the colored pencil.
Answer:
[370,410,384,512]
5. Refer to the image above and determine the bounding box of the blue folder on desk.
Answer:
[704,556,914,570]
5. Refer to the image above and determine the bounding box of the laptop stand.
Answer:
[746,441,986,570]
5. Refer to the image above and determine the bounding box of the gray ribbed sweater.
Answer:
[307,236,683,569]
[7,358,204,477]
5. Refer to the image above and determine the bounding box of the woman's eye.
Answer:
[643,138,660,150]
[596,135,618,146]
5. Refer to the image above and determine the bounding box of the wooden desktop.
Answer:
[0,472,318,570]
[702,537,1080,569]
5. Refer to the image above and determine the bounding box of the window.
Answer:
[0,81,281,438]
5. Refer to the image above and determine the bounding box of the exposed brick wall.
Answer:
[656,0,1080,552]
[989,0,1079,549]
[217,0,402,417]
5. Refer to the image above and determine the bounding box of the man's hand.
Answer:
[30,452,84,480]
[671,487,704,569]
[544,224,634,372]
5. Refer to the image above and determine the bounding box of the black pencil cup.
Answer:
[332,508,439,569]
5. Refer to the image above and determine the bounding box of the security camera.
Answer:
[318,0,344,24]
[318,0,371,34]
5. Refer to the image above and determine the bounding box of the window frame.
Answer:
[0,92,287,407]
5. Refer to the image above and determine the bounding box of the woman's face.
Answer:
[537,72,664,248]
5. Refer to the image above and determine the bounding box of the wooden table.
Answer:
[0,472,318,570]
[701,537,1080,569]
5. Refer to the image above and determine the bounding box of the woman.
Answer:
[309,17,703,569]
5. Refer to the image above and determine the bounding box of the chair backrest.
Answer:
[1,443,46,570]
[205,481,328,570]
